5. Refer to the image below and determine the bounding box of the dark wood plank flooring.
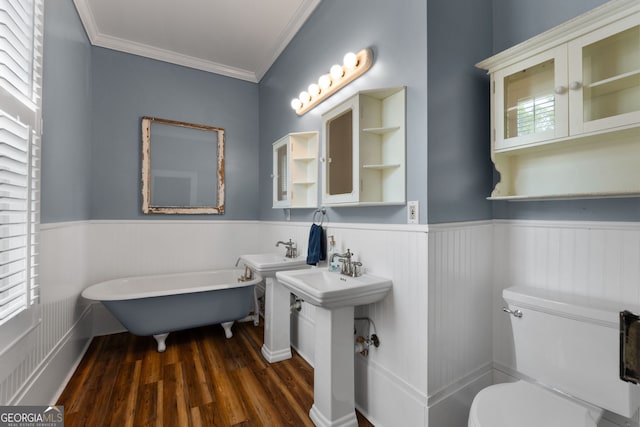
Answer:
[57,321,374,426]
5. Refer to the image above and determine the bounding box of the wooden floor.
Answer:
[57,321,374,426]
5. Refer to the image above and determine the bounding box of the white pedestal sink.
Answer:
[239,253,309,362]
[276,269,392,427]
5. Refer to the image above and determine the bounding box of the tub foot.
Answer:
[153,333,169,352]
[221,321,234,339]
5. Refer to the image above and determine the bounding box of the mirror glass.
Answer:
[141,117,225,214]
[276,144,288,202]
[327,109,353,195]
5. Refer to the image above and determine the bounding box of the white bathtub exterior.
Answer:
[82,269,257,300]
[1,219,638,427]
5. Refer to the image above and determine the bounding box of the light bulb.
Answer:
[318,74,332,90]
[299,91,311,103]
[291,98,302,110]
[308,83,320,96]
[330,64,344,80]
[343,52,358,69]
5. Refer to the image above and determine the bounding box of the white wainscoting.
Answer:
[4,218,636,426]
[0,221,93,405]
[87,220,264,284]
[426,221,494,427]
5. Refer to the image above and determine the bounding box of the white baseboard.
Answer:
[13,306,93,405]
[354,356,428,427]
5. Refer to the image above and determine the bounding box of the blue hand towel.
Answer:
[306,224,326,265]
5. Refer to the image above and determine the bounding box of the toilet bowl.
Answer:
[468,380,602,427]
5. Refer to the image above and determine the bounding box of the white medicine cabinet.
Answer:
[272,131,319,208]
[321,86,406,206]
[477,1,640,200]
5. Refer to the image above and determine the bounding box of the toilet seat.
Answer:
[468,380,602,427]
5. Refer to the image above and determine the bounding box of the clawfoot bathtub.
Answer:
[82,269,262,351]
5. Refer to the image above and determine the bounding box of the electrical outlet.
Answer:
[407,201,419,224]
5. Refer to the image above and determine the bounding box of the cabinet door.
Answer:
[322,96,359,205]
[493,46,569,150]
[272,136,290,208]
[568,15,640,135]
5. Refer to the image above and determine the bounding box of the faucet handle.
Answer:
[287,239,296,258]
[351,261,362,277]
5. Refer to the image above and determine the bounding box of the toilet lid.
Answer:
[469,381,599,427]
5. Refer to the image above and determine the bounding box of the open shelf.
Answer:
[362,164,401,169]
[362,126,401,135]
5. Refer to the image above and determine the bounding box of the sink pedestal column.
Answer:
[261,277,293,362]
[309,305,358,427]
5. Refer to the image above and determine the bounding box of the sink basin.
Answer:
[275,269,392,308]
[240,253,308,274]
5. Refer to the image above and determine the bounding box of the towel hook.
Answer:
[313,207,326,226]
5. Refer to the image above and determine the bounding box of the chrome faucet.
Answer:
[276,239,297,258]
[330,249,362,277]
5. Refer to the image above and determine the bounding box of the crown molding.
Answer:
[93,32,258,82]
[72,0,321,83]
[254,0,321,81]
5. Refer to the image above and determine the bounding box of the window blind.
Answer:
[516,94,555,136]
[0,0,42,326]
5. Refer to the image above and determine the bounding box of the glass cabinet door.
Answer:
[569,18,640,134]
[321,96,359,205]
[272,138,289,207]
[494,46,568,150]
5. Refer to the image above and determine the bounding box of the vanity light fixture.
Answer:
[291,48,373,116]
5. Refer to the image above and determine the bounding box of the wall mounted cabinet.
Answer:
[321,87,406,206]
[477,2,640,200]
[272,131,319,208]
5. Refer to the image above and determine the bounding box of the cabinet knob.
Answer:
[554,85,566,94]
[569,81,582,90]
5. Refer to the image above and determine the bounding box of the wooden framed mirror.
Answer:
[141,116,225,214]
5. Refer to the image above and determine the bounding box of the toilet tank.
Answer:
[503,286,640,418]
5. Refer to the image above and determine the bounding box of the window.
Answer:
[0,0,43,326]
[516,94,555,136]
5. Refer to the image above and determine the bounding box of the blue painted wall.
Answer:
[90,48,260,220]
[41,0,639,224]
[258,0,428,224]
[492,0,609,52]
[41,0,93,223]
[427,0,494,223]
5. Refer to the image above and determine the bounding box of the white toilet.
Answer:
[469,286,640,427]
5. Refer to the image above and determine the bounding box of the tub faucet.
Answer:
[331,249,362,277]
[276,239,297,258]
[238,265,254,282]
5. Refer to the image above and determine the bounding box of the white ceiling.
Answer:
[72,0,321,83]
